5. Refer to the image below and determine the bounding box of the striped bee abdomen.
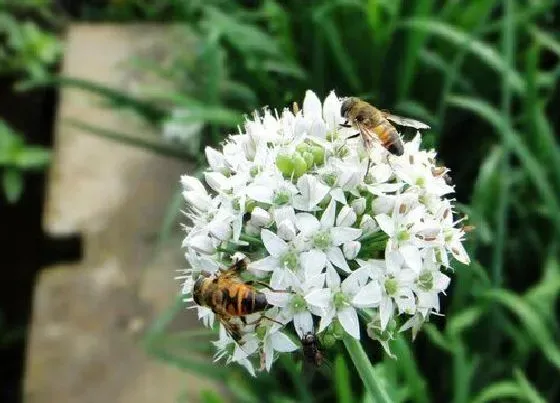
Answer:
[374,120,404,155]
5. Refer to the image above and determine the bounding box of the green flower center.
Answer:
[385,277,398,296]
[281,251,298,269]
[313,230,332,250]
[322,173,337,187]
[397,230,410,241]
[417,271,433,291]
[444,229,454,242]
[290,294,307,312]
[333,291,348,310]
[416,177,426,186]
[274,190,291,205]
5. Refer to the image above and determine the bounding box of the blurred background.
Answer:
[1,0,559,402]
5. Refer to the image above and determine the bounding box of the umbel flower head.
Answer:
[178,90,470,375]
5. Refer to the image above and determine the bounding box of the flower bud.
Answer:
[360,214,378,234]
[250,207,271,227]
[343,241,361,260]
[276,153,294,176]
[336,205,357,227]
[302,151,315,169]
[277,219,296,241]
[351,197,367,215]
[311,145,325,165]
[292,154,308,177]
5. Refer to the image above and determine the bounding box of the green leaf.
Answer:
[446,306,485,338]
[200,389,225,403]
[447,96,560,234]
[14,146,50,169]
[334,354,353,403]
[513,369,547,403]
[422,323,452,352]
[2,169,24,203]
[471,380,521,403]
[68,120,194,161]
[401,19,526,95]
[20,76,166,124]
[483,288,560,371]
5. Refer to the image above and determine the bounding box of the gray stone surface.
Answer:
[24,25,215,403]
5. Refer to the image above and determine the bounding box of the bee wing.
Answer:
[384,113,430,129]
[220,315,243,342]
[355,123,379,149]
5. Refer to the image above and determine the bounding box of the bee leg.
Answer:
[340,121,352,128]
[245,280,292,293]
[365,157,372,177]
[243,315,284,327]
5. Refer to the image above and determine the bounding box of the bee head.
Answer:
[302,332,316,344]
[192,275,207,305]
[340,97,357,118]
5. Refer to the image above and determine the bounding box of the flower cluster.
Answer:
[178,90,470,374]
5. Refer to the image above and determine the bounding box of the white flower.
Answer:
[180,89,470,374]
[305,269,369,339]
[297,199,362,276]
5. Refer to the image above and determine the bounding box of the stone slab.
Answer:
[24,24,211,403]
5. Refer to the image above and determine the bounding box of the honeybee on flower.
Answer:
[178,90,470,375]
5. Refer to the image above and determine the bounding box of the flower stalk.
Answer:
[343,333,392,403]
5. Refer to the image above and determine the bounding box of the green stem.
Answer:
[239,233,264,246]
[342,334,392,403]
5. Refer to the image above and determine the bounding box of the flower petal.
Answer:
[375,213,395,236]
[293,311,314,338]
[303,90,322,121]
[326,247,351,273]
[248,256,280,272]
[261,229,289,256]
[295,213,321,236]
[338,307,360,339]
[320,199,337,229]
[379,297,393,330]
[271,330,299,352]
[331,227,362,246]
[400,245,423,273]
[300,249,327,278]
[305,288,332,309]
[352,281,382,307]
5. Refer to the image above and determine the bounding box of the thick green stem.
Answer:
[342,334,392,403]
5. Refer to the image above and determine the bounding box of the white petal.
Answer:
[300,249,326,278]
[271,331,299,352]
[264,338,274,372]
[261,229,289,256]
[320,199,337,229]
[325,263,341,287]
[303,90,322,121]
[330,188,347,204]
[400,245,423,273]
[205,146,225,171]
[385,249,403,274]
[352,281,382,307]
[323,90,341,130]
[295,213,321,236]
[342,241,361,260]
[434,271,451,291]
[318,308,336,333]
[297,174,330,210]
[293,311,314,338]
[331,227,362,246]
[310,119,327,139]
[273,206,296,225]
[338,307,360,339]
[277,220,296,241]
[305,288,332,309]
[180,175,206,193]
[247,184,274,204]
[248,256,280,272]
[204,172,230,192]
[326,247,351,273]
[336,205,357,227]
[375,214,395,236]
[264,290,290,307]
[379,297,393,330]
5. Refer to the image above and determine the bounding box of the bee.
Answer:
[301,332,323,367]
[192,258,270,341]
[340,97,430,156]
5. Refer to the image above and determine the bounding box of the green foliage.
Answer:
[40,0,560,401]
[0,120,50,203]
